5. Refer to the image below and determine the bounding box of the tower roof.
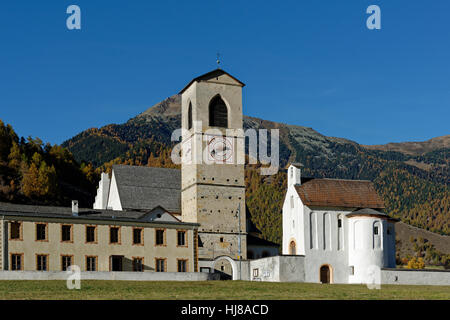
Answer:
[179,68,245,94]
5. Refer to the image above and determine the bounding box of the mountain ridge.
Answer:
[62,95,449,244]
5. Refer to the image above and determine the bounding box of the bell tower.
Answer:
[179,69,247,271]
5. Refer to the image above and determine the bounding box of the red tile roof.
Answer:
[294,179,385,209]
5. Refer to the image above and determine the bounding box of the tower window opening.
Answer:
[209,95,228,128]
[187,102,193,130]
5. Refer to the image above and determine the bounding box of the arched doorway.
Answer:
[320,265,332,284]
[289,240,296,255]
[213,256,238,280]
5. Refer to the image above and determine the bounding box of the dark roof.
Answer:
[0,202,197,226]
[113,165,181,212]
[347,208,399,221]
[294,178,385,209]
[247,234,279,247]
[179,68,245,94]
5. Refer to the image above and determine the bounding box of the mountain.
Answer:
[364,135,450,156]
[62,95,450,247]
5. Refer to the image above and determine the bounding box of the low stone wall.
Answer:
[381,268,450,286]
[249,255,305,282]
[0,271,219,281]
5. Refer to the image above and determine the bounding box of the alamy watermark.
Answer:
[170,121,280,175]
[66,265,81,290]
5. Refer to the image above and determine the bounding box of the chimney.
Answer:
[72,200,79,216]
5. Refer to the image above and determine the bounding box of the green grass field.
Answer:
[0,280,448,300]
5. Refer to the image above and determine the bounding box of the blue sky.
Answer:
[0,1,449,146]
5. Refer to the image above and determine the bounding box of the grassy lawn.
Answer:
[0,280,448,300]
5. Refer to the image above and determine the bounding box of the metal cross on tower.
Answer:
[216,53,221,69]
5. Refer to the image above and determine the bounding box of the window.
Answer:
[349,266,355,275]
[290,195,294,209]
[156,259,166,272]
[11,254,22,270]
[36,223,47,241]
[61,255,72,271]
[220,237,224,243]
[290,167,293,178]
[133,228,143,245]
[338,219,342,228]
[253,268,259,277]
[10,222,21,240]
[209,95,228,128]
[61,225,72,242]
[374,226,379,235]
[86,256,97,271]
[177,231,186,246]
[155,229,165,246]
[177,259,187,272]
[200,267,211,273]
[110,255,123,271]
[110,227,120,244]
[37,255,48,271]
[187,102,193,130]
[86,226,96,243]
[133,258,144,272]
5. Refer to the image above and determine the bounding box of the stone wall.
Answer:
[381,268,450,286]
[0,271,219,281]
[249,256,305,282]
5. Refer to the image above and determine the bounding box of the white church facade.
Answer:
[282,163,397,284]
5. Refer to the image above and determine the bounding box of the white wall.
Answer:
[348,217,396,284]
[106,171,122,211]
[381,269,450,286]
[282,166,304,256]
[302,206,350,284]
[0,271,218,281]
[249,256,305,282]
[93,172,111,210]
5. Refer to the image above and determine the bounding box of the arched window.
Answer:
[187,102,193,130]
[209,95,228,128]
[337,215,343,251]
[289,241,296,255]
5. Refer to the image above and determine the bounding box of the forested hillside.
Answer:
[0,120,97,207]
[1,94,448,267]
[63,95,449,241]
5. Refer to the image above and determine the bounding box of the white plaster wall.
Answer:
[249,256,305,282]
[0,271,218,281]
[282,181,304,255]
[93,172,110,210]
[106,171,122,211]
[348,217,387,284]
[381,269,450,286]
[302,207,350,284]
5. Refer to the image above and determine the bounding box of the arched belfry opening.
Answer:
[209,95,228,128]
[187,102,193,130]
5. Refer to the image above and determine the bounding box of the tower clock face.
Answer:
[207,135,234,163]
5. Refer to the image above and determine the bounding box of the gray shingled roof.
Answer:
[0,202,196,226]
[346,208,399,221]
[113,165,181,212]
